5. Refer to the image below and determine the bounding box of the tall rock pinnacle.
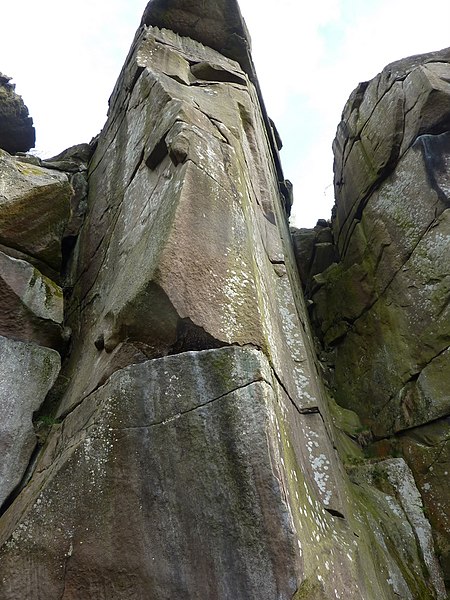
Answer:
[141,0,252,72]
[0,1,447,598]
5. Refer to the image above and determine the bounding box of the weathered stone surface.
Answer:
[330,203,449,433]
[291,222,338,299]
[349,458,446,599]
[333,48,450,255]
[42,142,94,173]
[0,251,64,349]
[398,420,450,588]
[0,349,298,599]
[0,7,446,599]
[0,150,72,271]
[0,73,35,154]
[312,132,450,431]
[0,335,60,509]
[303,46,450,591]
[0,347,440,599]
[59,24,322,422]
[141,0,252,74]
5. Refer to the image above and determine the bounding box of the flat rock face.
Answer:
[303,47,450,590]
[0,348,298,600]
[0,347,440,599]
[0,335,60,509]
[0,73,35,154]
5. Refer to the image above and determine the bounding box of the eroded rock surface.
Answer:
[0,251,64,349]
[141,0,252,73]
[298,47,450,592]
[0,73,35,154]
[0,335,60,508]
[0,4,447,600]
[0,149,72,272]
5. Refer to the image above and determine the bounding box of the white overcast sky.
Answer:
[2,0,450,226]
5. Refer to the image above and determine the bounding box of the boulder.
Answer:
[0,73,35,154]
[0,150,72,271]
[0,251,64,350]
[0,335,60,509]
[333,48,450,255]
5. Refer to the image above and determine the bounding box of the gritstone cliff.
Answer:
[0,1,448,598]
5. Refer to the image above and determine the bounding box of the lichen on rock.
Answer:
[0,3,448,599]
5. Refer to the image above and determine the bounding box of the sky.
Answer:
[1,1,450,227]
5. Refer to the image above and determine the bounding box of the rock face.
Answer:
[0,3,448,599]
[0,73,35,154]
[141,0,252,72]
[0,149,72,273]
[0,94,91,594]
[297,48,450,593]
[0,336,60,508]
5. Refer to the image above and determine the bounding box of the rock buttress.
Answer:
[0,3,445,599]
[297,47,450,595]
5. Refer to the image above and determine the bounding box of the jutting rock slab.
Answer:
[0,251,64,349]
[0,73,35,154]
[0,149,72,272]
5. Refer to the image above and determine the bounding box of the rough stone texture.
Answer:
[141,0,252,74]
[60,23,323,422]
[0,251,64,349]
[0,149,72,271]
[301,47,450,591]
[0,347,443,599]
[333,47,450,255]
[398,420,450,583]
[0,348,298,599]
[349,458,446,600]
[291,221,338,294]
[0,73,35,154]
[370,419,450,587]
[0,335,60,509]
[0,5,447,599]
